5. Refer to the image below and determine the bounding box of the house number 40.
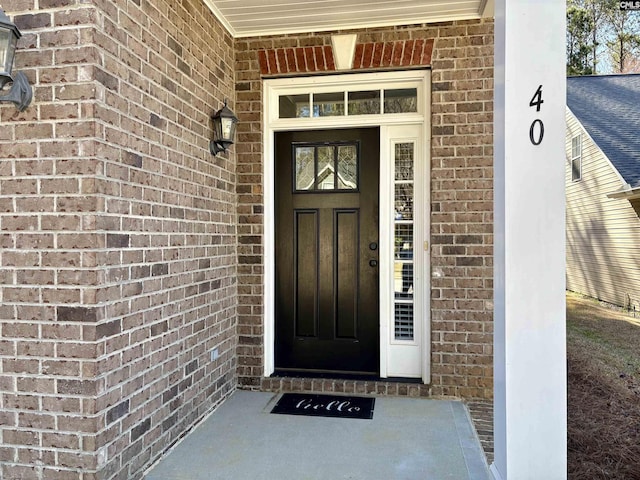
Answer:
[529,85,544,146]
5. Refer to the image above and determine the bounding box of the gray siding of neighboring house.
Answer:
[566,109,640,311]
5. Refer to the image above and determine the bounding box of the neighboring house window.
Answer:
[571,134,582,182]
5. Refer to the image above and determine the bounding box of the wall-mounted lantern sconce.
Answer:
[0,9,32,112]
[210,100,238,156]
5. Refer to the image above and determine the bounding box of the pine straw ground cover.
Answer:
[567,292,640,479]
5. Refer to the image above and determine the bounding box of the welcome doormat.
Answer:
[270,393,375,419]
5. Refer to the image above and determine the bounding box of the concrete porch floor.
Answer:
[144,390,491,480]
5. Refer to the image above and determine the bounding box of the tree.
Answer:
[605,3,640,73]
[567,3,595,75]
[567,0,640,75]
[584,0,610,73]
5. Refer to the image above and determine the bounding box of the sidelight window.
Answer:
[393,142,415,340]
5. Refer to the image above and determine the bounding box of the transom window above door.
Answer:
[280,88,417,119]
[294,142,358,191]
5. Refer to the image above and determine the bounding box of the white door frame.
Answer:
[263,70,431,382]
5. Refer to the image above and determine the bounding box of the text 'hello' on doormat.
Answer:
[270,393,375,419]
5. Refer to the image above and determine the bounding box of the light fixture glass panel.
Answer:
[313,92,344,117]
[337,145,357,190]
[279,94,310,118]
[213,117,223,147]
[317,146,335,189]
[348,90,380,115]
[384,88,418,113]
[0,27,15,77]
[394,142,414,181]
[221,117,234,140]
[395,184,413,221]
[295,146,315,191]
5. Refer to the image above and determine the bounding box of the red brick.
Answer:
[412,39,425,65]
[295,47,307,72]
[362,43,374,68]
[402,39,415,66]
[372,42,384,67]
[381,42,393,67]
[258,50,269,75]
[266,49,277,75]
[324,46,335,70]
[304,47,315,71]
[352,43,364,69]
[391,41,403,66]
[314,46,326,71]
[276,48,288,74]
[285,48,297,73]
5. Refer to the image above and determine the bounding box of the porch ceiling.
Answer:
[203,0,495,38]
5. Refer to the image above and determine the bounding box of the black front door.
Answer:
[275,128,380,376]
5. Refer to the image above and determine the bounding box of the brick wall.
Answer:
[235,20,494,399]
[0,8,494,477]
[0,1,237,479]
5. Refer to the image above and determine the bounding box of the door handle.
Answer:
[369,242,378,251]
[369,259,378,267]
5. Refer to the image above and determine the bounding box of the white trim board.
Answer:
[263,70,431,382]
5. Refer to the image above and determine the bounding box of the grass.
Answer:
[567,292,640,479]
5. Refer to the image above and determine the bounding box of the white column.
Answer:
[493,1,567,479]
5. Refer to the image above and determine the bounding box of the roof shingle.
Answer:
[567,74,640,188]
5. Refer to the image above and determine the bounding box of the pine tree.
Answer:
[605,2,640,72]
[567,3,595,75]
[584,0,609,73]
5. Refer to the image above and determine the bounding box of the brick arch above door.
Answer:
[258,38,434,75]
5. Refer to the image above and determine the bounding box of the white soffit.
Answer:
[203,0,494,38]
